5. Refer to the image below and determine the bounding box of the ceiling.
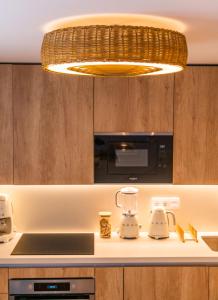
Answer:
[1,0,218,64]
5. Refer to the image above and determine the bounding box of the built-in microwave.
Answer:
[94,133,173,183]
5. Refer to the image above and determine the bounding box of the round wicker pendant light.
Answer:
[41,25,188,77]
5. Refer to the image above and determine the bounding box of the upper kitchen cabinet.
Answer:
[13,65,94,184]
[174,66,218,184]
[0,65,13,184]
[94,76,174,133]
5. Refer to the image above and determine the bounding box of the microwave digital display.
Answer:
[94,134,173,183]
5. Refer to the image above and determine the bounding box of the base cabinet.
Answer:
[209,267,218,300]
[124,266,208,300]
[0,269,8,294]
[95,268,123,300]
[4,266,218,300]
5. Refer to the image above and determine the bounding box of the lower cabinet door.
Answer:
[95,268,123,300]
[0,269,8,294]
[124,267,208,300]
[209,267,218,300]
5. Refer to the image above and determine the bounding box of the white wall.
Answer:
[0,185,218,233]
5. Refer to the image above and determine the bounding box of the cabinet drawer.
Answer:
[9,268,94,279]
[0,269,8,293]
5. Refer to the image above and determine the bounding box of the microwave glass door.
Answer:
[115,148,148,167]
[107,141,156,175]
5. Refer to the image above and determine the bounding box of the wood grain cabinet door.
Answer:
[0,268,8,293]
[94,76,174,133]
[0,65,13,183]
[209,267,218,300]
[124,266,208,300]
[174,66,218,184]
[13,65,94,184]
[95,268,123,300]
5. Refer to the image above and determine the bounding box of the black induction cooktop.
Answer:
[11,233,94,255]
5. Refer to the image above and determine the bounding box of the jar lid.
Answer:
[99,211,112,217]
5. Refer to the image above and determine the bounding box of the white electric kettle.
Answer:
[148,207,176,239]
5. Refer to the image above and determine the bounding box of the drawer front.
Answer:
[9,268,94,279]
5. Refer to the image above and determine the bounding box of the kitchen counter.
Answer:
[1,232,218,267]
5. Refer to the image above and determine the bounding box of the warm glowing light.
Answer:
[47,62,183,76]
[43,13,187,33]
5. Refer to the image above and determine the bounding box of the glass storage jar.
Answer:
[99,211,112,238]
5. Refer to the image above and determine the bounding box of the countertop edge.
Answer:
[2,257,218,267]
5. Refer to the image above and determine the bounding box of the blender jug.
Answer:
[115,187,138,215]
[115,187,139,239]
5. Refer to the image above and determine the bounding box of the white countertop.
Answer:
[0,232,218,266]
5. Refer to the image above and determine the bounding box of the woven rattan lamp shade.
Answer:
[41,25,188,76]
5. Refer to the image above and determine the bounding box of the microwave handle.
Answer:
[115,191,122,208]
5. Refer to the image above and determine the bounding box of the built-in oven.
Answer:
[9,279,95,300]
[94,133,173,183]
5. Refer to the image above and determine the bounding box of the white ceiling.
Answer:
[1,0,218,64]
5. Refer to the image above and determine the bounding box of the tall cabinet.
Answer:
[13,65,94,184]
[173,66,218,184]
[0,65,13,183]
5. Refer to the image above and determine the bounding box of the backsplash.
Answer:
[0,185,218,232]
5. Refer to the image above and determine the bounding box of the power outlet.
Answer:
[151,196,180,210]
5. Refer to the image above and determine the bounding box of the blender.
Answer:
[115,187,139,239]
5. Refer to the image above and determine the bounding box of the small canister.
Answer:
[99,211,112,238]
